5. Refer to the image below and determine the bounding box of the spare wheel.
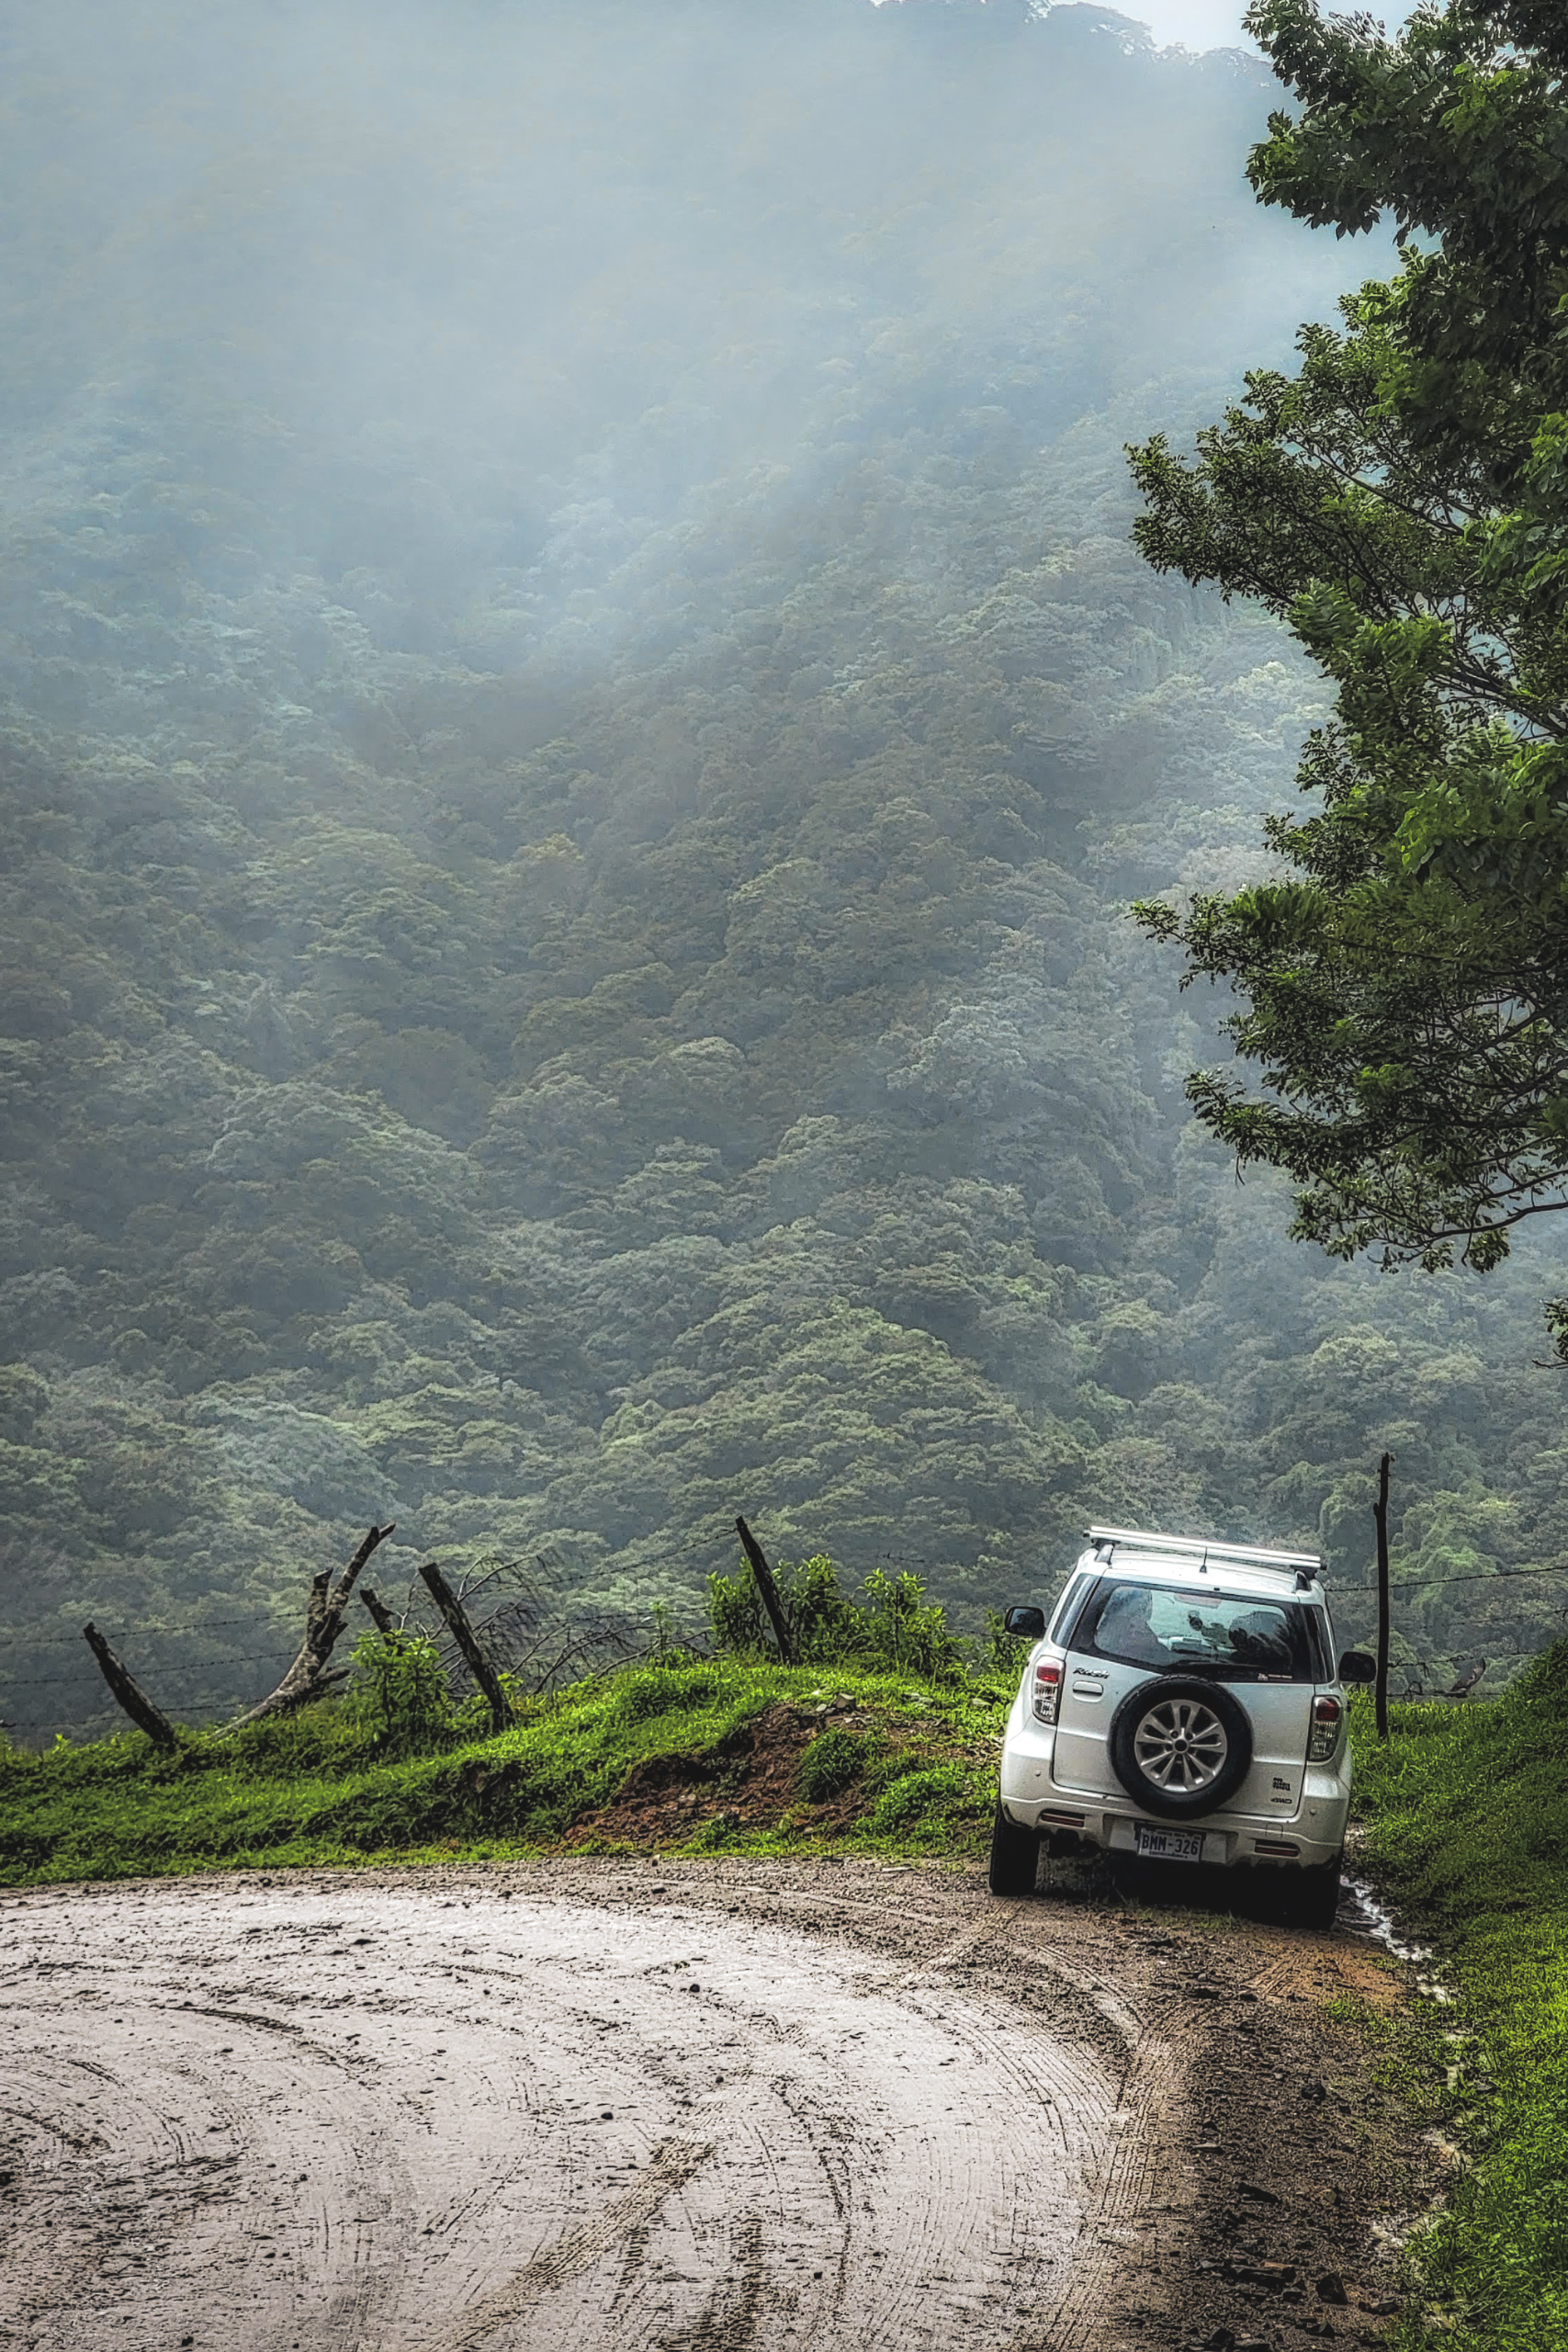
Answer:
[1109,1676,1252,1819]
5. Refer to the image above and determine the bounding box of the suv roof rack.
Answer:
[1085,1523,1323,1576]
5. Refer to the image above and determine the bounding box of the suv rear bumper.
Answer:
[999,1732,1350,1870]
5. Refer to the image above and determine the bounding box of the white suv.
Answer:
[992,1525,1372,1928]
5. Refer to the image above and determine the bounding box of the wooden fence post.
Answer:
[82,1624,178,1750]
[359,1587,397,1634]
[1373,1451,1392,1742]
[418,1561,511,1734]
[735,1517,796,1665]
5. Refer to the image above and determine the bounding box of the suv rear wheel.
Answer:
[988,1804,1041,1896]
[1284,1854,1342,1931]
[1108,1676,1253,1818]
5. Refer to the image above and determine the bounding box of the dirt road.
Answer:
[0,1860,1412,2352]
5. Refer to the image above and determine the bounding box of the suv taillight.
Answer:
[1033,1662,1062,1725]
[1308,1693,1342,1762]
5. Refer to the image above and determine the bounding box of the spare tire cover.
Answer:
[1108,1675,1253,1819]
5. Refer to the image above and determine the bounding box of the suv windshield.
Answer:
[1072,1578,1320,1682]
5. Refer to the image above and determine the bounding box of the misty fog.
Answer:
[3,0,1560,1741]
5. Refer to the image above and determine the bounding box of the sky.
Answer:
[1122,0,1416,48]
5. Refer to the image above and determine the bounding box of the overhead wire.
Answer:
[11,1547,1568,1662]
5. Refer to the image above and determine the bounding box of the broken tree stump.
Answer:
[735,1516,796,1665]
[82,1623,179,1750]
[418,1560,511,1734]
[229,1522,395,1729]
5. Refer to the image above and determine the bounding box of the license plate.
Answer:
[1134,1825,1203,1862]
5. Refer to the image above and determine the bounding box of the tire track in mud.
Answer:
[0,1862,1406,2352]
[435,2141,716,2350]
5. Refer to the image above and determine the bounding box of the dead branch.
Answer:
[82,1624,178,1749]
[228,1522,395,1729]
[735,1515,796,1664]
[418,1560,510,1733]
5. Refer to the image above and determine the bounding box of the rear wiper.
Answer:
[1172,1659,1279,1681]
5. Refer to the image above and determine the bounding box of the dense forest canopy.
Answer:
[4,0,1565,1743]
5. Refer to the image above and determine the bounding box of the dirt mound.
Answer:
[570,1700,902,1849]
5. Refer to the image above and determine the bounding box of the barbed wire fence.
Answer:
[0,1538,665,1740]
[383,1549,643,1703]
[5,1521,1565,1739]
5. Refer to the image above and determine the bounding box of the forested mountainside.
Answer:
[5,0,1567,1742]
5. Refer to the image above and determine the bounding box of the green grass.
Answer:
[0,1655,1006,1885]
[1352,1642,1568,2352]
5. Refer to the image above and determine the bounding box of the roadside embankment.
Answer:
[0,1657,1003,1885]
[1352,1641,1568,2352]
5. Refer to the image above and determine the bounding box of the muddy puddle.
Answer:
[1338,1878,1434,1963]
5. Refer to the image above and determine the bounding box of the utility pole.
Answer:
[1373,1451,1392,1742]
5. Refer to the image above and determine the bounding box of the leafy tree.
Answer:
[1131,0,1568,1350]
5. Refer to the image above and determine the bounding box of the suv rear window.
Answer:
[1070,1578,1323,1683]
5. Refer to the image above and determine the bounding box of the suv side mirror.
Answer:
[1004,1605,1047,1640]
[1338,1650,1377,1684]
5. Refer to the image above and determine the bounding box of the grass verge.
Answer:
[0,1655,1004,1884]
[1352,1641,1568,2352]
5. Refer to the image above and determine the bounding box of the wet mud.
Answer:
[0,1860,1417,2351]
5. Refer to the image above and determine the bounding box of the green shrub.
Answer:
[616,1666,724,1723]
[789,1556,870,1662]
[706,1564,771,1656]
[798,1726,874,1803]
[858,1568,963,1679]
[708,1549,966,1679]
[345,1630,455,1757]
[871,1763,966,1834]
